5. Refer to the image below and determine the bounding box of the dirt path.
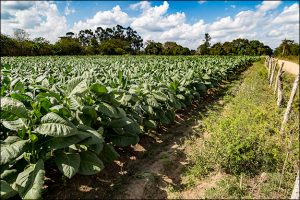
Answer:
[277,59,299,75]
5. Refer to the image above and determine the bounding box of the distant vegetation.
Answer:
[273,39,300,64]
[1,25,298,57]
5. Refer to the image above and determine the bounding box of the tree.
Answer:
[145,40,163,55]
[55,37,82,55]
[210,42,224,55]
[197,33,211,55]
[281,39,294,56]
[66,32,75,38]
[13,29,29,42]
[273,39,299,57]
[78,29,94,46]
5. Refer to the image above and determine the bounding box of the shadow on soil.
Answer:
[43,69,248,199]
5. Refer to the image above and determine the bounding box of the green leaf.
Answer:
[78,151,104,175]
[153,92,168,102]
[35,75,47,83]
[77,125,104,146]
[176,94,185,100]
[13,82,25,92]
[110,134,139,147]
[99,144,119,164]
[35,112,78,137]
[144,119,157,129]
[49,105,70,117]
[4,136,21,144]
[0,97,29,120]
[90,83,107,96]
[10,93,33,102]
[142,105,154,115]
[0,180,18,199]
[15,159,45,199]
[65,77,88,96]
[96,102,119,118]
[54,151,80,179]
[145,96,160,108]
[109,117,133,128]
[41,134,89,151]
[2,118,27,131]
[0,140,29,165]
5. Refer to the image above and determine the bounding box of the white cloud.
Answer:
[256,1,282,12]
[273,3,299,24]
[1,1,68,42]
[71,5,132,33]
[198,1,206,4]
[64,1,75,16]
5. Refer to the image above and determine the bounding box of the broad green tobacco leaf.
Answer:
[78,151,104,175]
[2,118,27,131]
[96,102,119,118]
[0,180,18,199]
[110,133,139,147]
[15,159,45,199]
[54,151,80,179]
[99,143,120,164]
[65,77,88,96]
[0,97,29,120]
[41,134,89,151]
[0,139,30,165]
[109,117,133,128]
[77,125,104,147]
[90,83,108,96]
[35,112,78,137]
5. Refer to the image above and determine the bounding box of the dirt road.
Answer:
[277,59,299,75]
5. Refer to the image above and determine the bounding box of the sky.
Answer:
[1,1,299,50]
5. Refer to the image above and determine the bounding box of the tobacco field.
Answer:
[0,55,258,199]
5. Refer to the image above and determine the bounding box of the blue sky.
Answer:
[1,1,299,49]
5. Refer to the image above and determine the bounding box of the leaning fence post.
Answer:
[277,71,284,107]
[269,60,277,86]
[280,74,300,133]
[274,62,284,94]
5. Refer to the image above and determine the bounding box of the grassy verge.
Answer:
[173,60,299,199]
[276,55,299,64]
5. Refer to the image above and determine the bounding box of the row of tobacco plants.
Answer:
[0,55,258,199]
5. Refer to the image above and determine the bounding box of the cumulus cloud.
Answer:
[1,1,68,42]
[273,3,299,24]
[71,5,132,33]
[64,1,75,16]
[131,1,185,32]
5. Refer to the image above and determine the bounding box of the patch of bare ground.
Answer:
[43,69,248,199]
[179,172,226,199]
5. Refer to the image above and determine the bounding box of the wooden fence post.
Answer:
[269,60,277,86]
[274,62,284,94]
[280,74,300,133]
[290,171,299,199]
[277,71,284,107]
[268,58,273,80]
[265,56,269,69]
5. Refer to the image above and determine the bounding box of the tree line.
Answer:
[1,25,299,57]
